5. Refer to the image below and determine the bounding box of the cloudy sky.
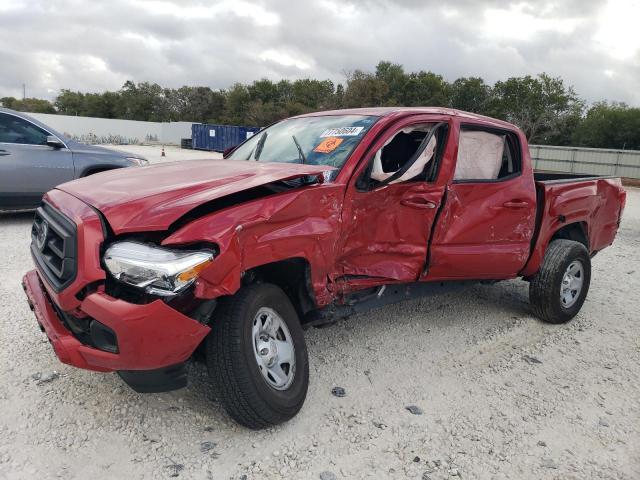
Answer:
[1,0,639,105]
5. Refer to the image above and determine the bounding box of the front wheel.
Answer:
[206,283,309,429]
[529,239,591,324]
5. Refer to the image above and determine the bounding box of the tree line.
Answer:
[2,61,639,150]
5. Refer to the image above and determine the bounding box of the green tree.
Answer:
[399,71,449,107]
[1,97,56,113]
[488,73,584,143]
[116,81,165,121]
[83,92,120,118]
[333,84,345,109]
[375,61,407,105]
[343,70,389,107]
[248,79,280,104]
[448,77,491,114]
[169,86,225,123]
[54,90,86,115]
[572,102,640,150]
[11,59,640,150]
[224,83,252,125]
[292,79,334,110]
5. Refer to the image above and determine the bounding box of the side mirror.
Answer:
[222,145,237,159]
[46,136,64,149]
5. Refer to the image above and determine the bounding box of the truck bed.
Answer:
[533,171,617,183]
[521,172,626,276]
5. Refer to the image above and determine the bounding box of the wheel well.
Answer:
[82,166,119,177]
[550,222,589,249]
[243,258,316,319]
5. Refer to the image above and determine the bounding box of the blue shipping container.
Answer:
[192,124,261,152]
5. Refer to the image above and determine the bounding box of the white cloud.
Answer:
[0,0,638,106]
[136,0,280,26]
[594,0,640,60]
[259,50,312,70]
[483,3,582,41]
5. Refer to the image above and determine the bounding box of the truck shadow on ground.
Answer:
[0,211,35,226]
[171,279,535,429]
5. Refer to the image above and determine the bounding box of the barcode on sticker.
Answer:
[320,127,364,137]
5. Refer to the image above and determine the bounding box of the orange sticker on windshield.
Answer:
[314,137,343,153]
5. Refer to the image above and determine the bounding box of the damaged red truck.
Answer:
[23,108,626,428]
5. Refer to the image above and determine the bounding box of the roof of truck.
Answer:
[296,107,518,130]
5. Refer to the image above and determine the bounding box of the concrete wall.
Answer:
[28,113,194,145]
[160,122,194,145]
[529,144,640,179]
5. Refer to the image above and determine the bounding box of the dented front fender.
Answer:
[161,183,344,306]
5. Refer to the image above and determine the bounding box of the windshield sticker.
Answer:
[314,137,344,153]
[320,126,364,137]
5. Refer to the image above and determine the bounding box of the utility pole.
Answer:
[22,83,26,100]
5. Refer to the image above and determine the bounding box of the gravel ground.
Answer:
[0,151,638,479]
[102,144,223,163]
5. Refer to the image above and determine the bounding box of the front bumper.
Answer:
[23,269,210,372]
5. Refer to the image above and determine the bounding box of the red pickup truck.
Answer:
[23,107,626,428]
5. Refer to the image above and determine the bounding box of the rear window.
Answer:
[454,128,521,181]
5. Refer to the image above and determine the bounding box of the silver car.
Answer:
[0,107,148,211]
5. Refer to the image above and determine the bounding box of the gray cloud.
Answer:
[1,0,638,105]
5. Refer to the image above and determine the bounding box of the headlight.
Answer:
[104,241,214,296]
[126,157,149,166]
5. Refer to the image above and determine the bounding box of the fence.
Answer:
[529,145,640,179]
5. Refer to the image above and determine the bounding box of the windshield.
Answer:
[227,115,378,171]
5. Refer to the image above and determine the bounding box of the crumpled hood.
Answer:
[57,159,334,234]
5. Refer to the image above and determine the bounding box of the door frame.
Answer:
[424,121,536,280]
[334,115,456,291]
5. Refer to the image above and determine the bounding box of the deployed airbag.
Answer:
[454,130,504,181]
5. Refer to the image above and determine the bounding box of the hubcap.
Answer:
[251,307,295,390]
[560,260,584,308]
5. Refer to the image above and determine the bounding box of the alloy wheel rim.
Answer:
[251,307,296,390]
[560,260,584,308]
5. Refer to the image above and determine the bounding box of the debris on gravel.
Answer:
[522,354,543,364]
[331,386,346,397]
[372,421,387,429]
[32,371,59,385]
[405,405,424,415]
[319,471,337,480]
[164,462,184,477]
[199,441,216,453]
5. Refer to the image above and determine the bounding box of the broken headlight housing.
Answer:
[104,241,214,296]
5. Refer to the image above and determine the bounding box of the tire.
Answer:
[529,239,591,324]
[206,283,309,429]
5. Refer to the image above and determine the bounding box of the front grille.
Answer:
[31,202,77,291]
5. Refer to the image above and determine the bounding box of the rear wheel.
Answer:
[529,239,591,324]
[206,283,309,429]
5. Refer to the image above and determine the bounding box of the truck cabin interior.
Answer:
[370,124,439,184]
